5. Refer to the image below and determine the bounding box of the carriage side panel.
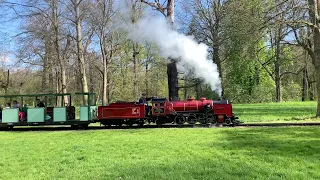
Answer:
[97,104,146,120]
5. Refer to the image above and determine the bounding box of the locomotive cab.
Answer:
[151,98,167,116]
[150,98,173,125]
[213,100,240,125]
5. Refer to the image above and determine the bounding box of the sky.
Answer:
[0,0,24,67]
[0,0,189,68]
[0,0,296,69]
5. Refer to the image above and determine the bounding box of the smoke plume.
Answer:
[127,17,221,95]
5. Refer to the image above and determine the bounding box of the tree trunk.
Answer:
[133,43,139,97]
[121,57,125,95]
[145,59,148,95]
[155,72,159,97]
[141,0,178,100]
[166,0,179,100]
[4,70,9,95]
[309,80,315,101]
[107,70,111,103]
[75,0,89,104]
[314,30,320,116]
[42,61,47,90]
[56,71,61,106]
[99,33,108,106]
[212,48,223,97]
[88,57,94,93]
[212,2,223,97]
[302,67,309,101]
[275,71,282,102]
[167,61,179,100]
[275,36,282,102]
[308,0,320,116]
[103,59,108,105]
[167,0,174,24]
[275,70,281,102]
[49,65,54,93]
[52,0,68,104]
[76,69,82,92]
[42,40,48,90]
[316,70,320,116]
[131,2,141,98]
[184,81,187,100]
[195,80,202,99]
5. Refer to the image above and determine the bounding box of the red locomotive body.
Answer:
[151,98,171,117]
[97,102,146,126]
[148,97,240,126]
[95,97,240,127]
[213,104,233,123]
[214,104,233,117]
[170,98,213,112]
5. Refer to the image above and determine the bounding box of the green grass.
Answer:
[0,127,319,179]
[233,101,319,123]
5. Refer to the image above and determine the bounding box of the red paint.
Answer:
[170,99,213,112]
[213,104,233,117]
[97,102,146,120]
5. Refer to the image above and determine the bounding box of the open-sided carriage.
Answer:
[0,92,97,129]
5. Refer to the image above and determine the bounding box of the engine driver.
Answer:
[139,93,153,116]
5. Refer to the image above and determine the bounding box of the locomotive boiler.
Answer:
[170,97,213,113]
[150,97,240,126]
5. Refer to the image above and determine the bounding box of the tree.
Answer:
[221,0,267,102]
[307,0,320,116]
[141,0,179,100]
[264,3,297,102]
[285,0,320,116]
[130,0,143,98]
[186,0,226,97]
[4,0,70,104]
[68,0,92,103]
[51,0,69,104]
[92,0,115,105]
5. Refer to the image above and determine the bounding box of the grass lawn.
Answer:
[233,101,319,123]
[0,127,319,179]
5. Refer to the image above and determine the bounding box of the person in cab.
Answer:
[139,93,153,105]
[138,93,153,116]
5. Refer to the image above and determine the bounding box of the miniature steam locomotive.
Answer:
[0,93,241,129]
[97,97,240,126]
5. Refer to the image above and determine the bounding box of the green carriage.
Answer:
[0,92,97,129]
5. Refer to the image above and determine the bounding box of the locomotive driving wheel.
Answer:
[225,117,231,125]
[207,115,216,124]
[198,114,208,124]
[156,119,163,126]
[187,115,197,124]
[174,115,185,124]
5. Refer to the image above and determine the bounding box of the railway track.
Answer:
[1,122,320,131]
[238,122,320,127]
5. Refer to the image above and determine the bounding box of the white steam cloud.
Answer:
[127,17,221,95]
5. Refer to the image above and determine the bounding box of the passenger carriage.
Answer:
[0,92,97,129]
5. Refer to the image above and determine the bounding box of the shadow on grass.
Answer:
[234,105,317,122]
[93,128,320,179]
[1,127,319,179]
[213,127,320,159]
[234,106,314,112]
